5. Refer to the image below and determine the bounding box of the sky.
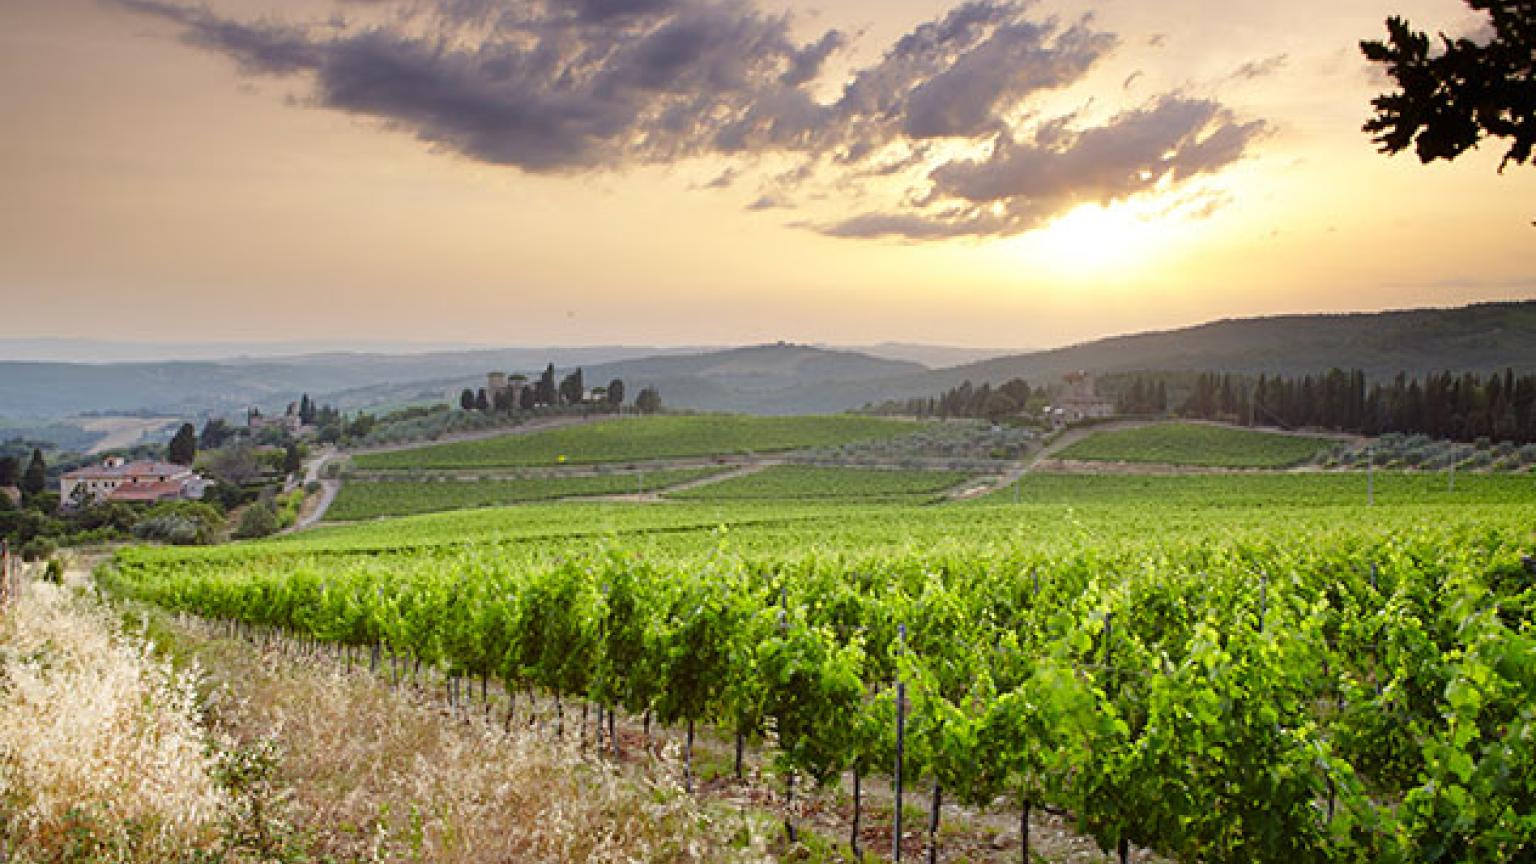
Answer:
[0,0,1531,352]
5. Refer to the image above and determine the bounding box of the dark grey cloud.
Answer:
[781,30,845,87]
[901,21,1111,138]
[827,97,1267,239]
[564,0,679,21]
[112,0,1267,240]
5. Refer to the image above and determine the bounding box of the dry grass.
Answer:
[0,583,228,861]
[0,584,770,864]
[180,619,773,864]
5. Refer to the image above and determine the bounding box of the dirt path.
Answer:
[934,421,1167,501]
[289,448,341,532]
[291,418,614,532]
[60,549,111,589]
[586,462,779,503]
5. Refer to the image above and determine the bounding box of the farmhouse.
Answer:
[1044,371,1116,427]
[60,457,209,507]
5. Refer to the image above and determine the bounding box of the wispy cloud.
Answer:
[1229,53,1287,81]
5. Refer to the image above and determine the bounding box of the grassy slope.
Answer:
[325,468,726,521]
[666,465,970,502]
[1055,422,1333,468]
[353,415,919,471]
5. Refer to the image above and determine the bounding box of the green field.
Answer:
[105,470,1536,863]
[665,465,972,502]
[1056,422,1334,468]
[324,468,725,521]
[351,415,921,471]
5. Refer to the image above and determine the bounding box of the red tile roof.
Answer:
[65,461,190,480]
[106,480,187,503]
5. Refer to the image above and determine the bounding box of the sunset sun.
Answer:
[1013,198,1188,281]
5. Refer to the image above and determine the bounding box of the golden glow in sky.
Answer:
[0,0,1531,350]
[1018,199,1191,282]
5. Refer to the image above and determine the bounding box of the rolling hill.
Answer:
[0,346,716,419]
[754,300,1536,412]
[3,301,1532,422]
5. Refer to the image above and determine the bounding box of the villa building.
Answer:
[60,457,209,507]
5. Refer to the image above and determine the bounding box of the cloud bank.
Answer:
[114,0,1267,240]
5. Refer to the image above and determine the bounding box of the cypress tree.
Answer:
[21,449,46,496]
[168,423,198,465]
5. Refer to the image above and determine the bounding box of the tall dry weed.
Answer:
[194,625,771,864]
[0,582,228,860]
[0,583,770,864]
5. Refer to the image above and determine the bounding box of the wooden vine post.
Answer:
[893,622,907,862]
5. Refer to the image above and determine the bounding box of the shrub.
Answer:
[273,490,305,530]
[234,504,279,540]
[19,537,56,562]
[135,502,224,545]
[133,515,203,546]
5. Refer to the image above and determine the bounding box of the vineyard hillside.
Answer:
[352,415,922,471]
[102,469,1536,863]
[1053,422,1337,468]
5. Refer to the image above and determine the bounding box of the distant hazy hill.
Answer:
[831,342,1016,369]
[0,346,715,419]
[577,344,925,414]
[321,343,929,416]
[936,301,1536,382]
[0,342,919,420]
[748,301,1536,413]
[4,302,1531,421]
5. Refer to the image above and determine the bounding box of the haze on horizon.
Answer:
[1,0,1532,352]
